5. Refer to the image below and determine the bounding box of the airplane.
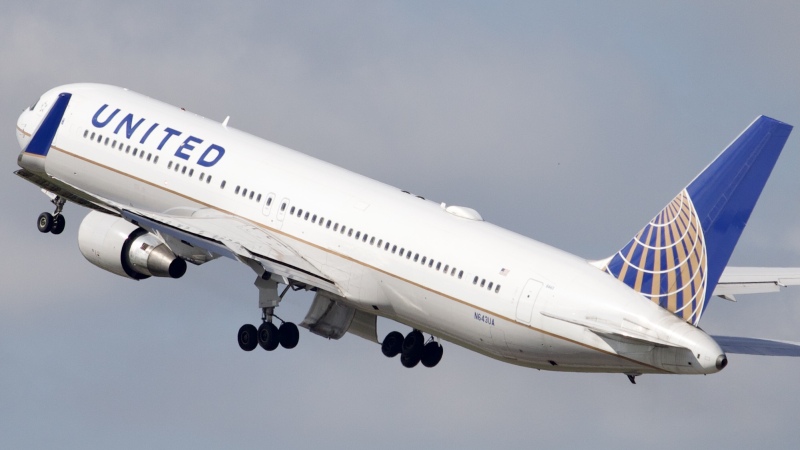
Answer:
[14,83,800,383]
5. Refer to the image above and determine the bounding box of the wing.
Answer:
[712,336,800,357]
[121,208,341,295]
[712,266,800,301]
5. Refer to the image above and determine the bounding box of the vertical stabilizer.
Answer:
[603,116,792,325]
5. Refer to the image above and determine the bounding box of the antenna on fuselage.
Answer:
[222,116,230,128]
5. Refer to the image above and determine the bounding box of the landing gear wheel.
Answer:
[258,322,280,351]
[401,352,421,368]
[37,212,53,233]
[421,341,444,367]
[278,322,299,349]
[51,215,66,235]
[237,324,258,351]
[401,330,424,368]
[381,331,404,358]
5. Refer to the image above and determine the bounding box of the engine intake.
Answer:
[78,211,186,280]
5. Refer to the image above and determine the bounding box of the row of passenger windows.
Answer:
[285,204,502,294]
[85,128,502,294]
[84,129,159,164]
[84,128,230,192]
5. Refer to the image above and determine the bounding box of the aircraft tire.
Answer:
[51,215,66,235]
[401,330,424,360]
[37,212,53,233]
[421,341,443,368]
[238,324,258,351]
[258,322,280,351]
[401,352,421,368]
[279,322,299,349]
[381,331,404,357]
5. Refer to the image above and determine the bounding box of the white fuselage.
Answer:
[16,84,726,375]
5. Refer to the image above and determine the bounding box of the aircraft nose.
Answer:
[16,109,30,149]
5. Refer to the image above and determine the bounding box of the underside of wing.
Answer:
[713,266,800,300]
[122,209,341,295]
[712,335,800,357]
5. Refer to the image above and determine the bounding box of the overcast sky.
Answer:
[3,2,800,449]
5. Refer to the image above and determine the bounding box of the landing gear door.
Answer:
[515,279,544,325]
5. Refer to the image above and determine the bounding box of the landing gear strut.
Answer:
[382,329,443,368]
[237,272,301,353]
[37,196,66,234]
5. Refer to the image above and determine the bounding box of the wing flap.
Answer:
[122,209,340,294]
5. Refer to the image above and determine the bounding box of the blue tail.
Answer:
[603,116,793,325]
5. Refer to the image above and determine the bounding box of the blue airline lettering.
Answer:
[91,103,225,167]
[175,136,203,160]
[113,113,145,139]
[157,127,182,150]
[139,122,159,144]
[198,144,225,167]
[92,104,120,128]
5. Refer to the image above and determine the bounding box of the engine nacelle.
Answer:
[78,211,187,280]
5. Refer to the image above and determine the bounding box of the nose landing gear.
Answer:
[37,196,66,234]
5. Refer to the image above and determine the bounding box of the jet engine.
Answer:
[78,211,187,280]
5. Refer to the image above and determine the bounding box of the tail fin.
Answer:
[602,116,792,325]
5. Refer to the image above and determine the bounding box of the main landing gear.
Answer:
[37,196,66,235]
[237,273,301,353]
[382,329,443,368]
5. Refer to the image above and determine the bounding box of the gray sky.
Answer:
[3,2,800,448]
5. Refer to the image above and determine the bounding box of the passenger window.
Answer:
[473,276,478,285]
[392,245,397,254]
[312,214,317,223]
[436,262,441,270]
[221,180,227,189]
[480,279,485,287]
[495,285,501,293]
[290,206,296,215]
[413,254,419,262]
[370,237,375,245]
[326,220,331,229]
[399,248,404,256]
[487,282,493,290]
[421,256,427,265]
[458,270,463,279]
[304,212,309,220]
[355,231,361,239]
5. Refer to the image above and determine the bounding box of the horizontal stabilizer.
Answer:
[712,335,800,357]
[714,266,800,300]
